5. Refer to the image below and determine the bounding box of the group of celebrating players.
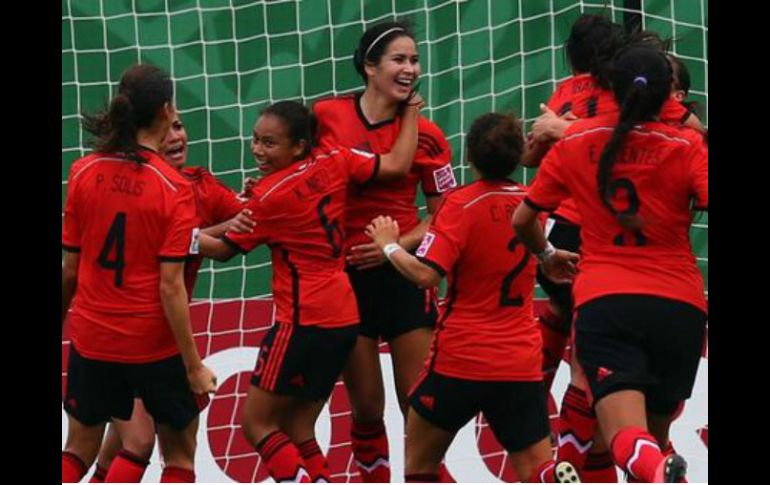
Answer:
[61,13,708,484]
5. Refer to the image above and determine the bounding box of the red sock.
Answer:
[437,461,455,482]
[160,466,195,483]
[405,473,439,482]
[298,439,330,483]
[539,308,569,392]
[610,427,664,483]
[556,385,596,471]
[104,449,149,482]
[529,460,556,483]
[351,419,390,482]
[582,452,617,482]
[62,451,88,483]
[89,463,108,483]
[256,431,310,483]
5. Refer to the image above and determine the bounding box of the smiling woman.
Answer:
[194,97,424,483]
[312,20,458,483]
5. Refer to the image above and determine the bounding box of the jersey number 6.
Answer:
[316,195,344,258]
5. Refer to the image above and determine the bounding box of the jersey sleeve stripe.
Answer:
[221,235,248,254]
[418,134,443,157]
[158,255,188,262]
[417,257,447,277]
[62,244,81,253]
[524,197,556,213]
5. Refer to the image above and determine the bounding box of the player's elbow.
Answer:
[511,209,529,232]
[159,276,186,302]
[416,268,441,288]
[378,154,411,181]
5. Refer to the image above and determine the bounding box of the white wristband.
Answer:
[536,241,557,263]
[382,243,404,261]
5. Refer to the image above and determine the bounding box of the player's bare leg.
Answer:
[241,386,311,483]
[389,327,434,415]
[342,336,390,482]
[342,336,386,422]
[154,418,198,482]
[63,415,106,482]
[509,436,573,483]
[404,407,454,481]
[282,398,330,482]
[109,398,156,461]
[391,327,457,482]
[99,399,156,482]
[156,417,197,470]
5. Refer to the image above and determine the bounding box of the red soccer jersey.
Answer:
[180,166,245,296]
[415,180,542,381]
[314,92,456,250]
[62,150,199,363]
[526,114,708,313]
[546,75,694,224]
[223,147,379,328]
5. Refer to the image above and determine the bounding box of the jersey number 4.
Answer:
[500,236,531,307]
[98,212,126,287]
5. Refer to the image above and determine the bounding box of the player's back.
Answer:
[418,180,541,381]
[231,147,373,328]
[548,74,616,119]
[63,150,196,362]
[545,114,708,311]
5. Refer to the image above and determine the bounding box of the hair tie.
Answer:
[633,76,648,87]
[363,27,405,60]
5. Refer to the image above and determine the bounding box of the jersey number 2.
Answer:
[500,236,531,307]
[98,212,126,287]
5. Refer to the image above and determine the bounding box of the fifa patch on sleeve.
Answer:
[189,227,201,255]
[433,164,457,193]
[416,231,436,257]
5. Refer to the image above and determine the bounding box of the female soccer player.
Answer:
[86,113,255,483]
[61,64,217,483]
[526,18,707,482]
[313,20,457,482]
[197,97,423,483]
[512,44,708,483]
[364,112,580,484]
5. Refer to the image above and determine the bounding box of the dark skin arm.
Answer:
[159,261,217,394]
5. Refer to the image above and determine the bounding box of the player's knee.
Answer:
[241,406,276,447]
[122,434,156,461]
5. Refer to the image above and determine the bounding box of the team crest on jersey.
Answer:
[416,232,436,257]
[433,164,457,193]
[189,227,201,255]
